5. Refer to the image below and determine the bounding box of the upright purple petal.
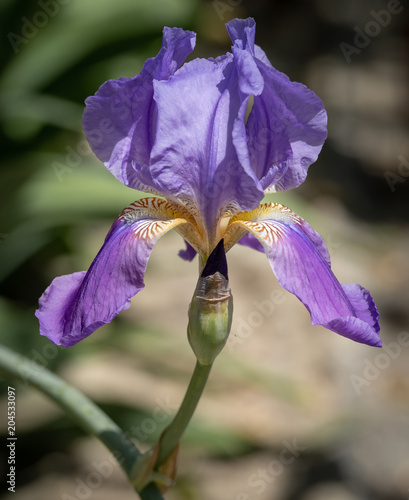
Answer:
[227,18,328,193]
[151,56,264,241]
[35,198,191,347]
[226,203,381,347]
[82,27,196,191]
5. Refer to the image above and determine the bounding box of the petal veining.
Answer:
[35,198,195,347]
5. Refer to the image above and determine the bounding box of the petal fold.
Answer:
[36,198,192,347]
[226,203,381,346]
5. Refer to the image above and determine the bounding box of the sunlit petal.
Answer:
[225,203,381,346]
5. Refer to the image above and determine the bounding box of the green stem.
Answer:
[0,344,163,500]
[156,360,212,466]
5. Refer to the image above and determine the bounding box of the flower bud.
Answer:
[187,240,233,365]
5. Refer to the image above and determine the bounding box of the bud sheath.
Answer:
[187,240,233,365]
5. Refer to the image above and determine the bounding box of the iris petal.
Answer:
[178,241,197,261]
[226,18,328,193]
[35,198,192,347]
[225,203,381,347]
[82,27,196,191]
[151,56,264,239]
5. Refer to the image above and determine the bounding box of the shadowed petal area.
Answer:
[226,203,381,347]
[35,198,192,347]
[226,18,328,193]
[82,27,196,192]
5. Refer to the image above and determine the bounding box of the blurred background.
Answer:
[0,0,408,499]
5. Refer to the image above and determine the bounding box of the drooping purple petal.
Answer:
[82,27,196,192]
[35,198,191,347]
[227,18,328,193]
[151,56,264,239]
[226,203,381,347]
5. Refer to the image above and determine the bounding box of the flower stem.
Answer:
[156,360,213,466]
[0,344,164,500]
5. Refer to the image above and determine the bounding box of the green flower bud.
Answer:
[187,240,233,365]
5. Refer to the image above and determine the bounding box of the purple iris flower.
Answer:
[36,18,381,349]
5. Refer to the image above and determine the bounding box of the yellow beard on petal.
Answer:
[119,198,202,251]
[224,202,303,251]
